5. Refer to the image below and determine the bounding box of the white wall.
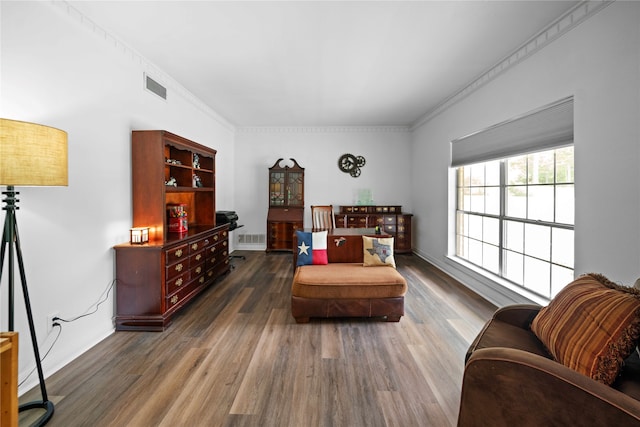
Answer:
[0,2,235,394]
[410,2,640,306]
[234,128,412,249]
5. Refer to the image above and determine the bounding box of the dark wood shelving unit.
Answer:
[114,130,230,331]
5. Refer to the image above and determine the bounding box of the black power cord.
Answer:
[19,279,116,386]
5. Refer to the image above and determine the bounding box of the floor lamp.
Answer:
[0,118,68,426]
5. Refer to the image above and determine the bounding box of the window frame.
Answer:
[454,146,574,300]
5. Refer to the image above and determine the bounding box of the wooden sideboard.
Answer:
[335,205,413,254]
[114,225,230,331]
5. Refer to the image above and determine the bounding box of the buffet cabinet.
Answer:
[114,225,229,331]
[114,130,229,331]
[335,205,413,254]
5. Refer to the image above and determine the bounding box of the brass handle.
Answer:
[191,243,199,250]
[196,266,202,274]
[175,249,183,258]
[176,278,183,287]
[175,263,183,272]
[223,231,228,237]
[171,295,178,305]
[211,257,217,264]
[199,277,205,284]
[208,271,213,277]
[210,247,216,253]
[214,235,219,241]
[223,241,228,247]
[196,254,202,261]
[223,251,228,256]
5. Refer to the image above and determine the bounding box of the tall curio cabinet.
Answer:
[266,158,304,251]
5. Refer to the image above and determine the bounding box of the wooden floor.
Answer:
[20,251,496,427]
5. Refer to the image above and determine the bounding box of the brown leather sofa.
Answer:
[291,229,407,323]
[458,304,640,426]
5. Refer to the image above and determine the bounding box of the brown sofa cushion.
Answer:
[531,273,640,385]
[292,263,407,299]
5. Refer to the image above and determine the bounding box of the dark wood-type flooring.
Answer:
[20,251,496,427]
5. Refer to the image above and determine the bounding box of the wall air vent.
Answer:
[144,74,167,100]
[238,234,266,245]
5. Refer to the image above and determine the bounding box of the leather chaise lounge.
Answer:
[291,230,407,323]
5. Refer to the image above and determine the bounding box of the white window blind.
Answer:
[451,97,573,167]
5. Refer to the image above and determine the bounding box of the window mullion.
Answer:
[498,160,506,278]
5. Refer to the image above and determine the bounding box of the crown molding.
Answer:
[411,0,614,131]
[52,1,236,132]
[237,125,411,134]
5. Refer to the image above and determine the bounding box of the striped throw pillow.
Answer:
[531,273,640,385]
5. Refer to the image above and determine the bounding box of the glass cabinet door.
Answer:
[287,171,304,206]
[270,171,286,206]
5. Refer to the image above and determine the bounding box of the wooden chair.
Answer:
[311,205,336,229]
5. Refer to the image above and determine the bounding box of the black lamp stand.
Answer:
[1,186,54,426]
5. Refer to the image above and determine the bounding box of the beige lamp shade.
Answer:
[0,118,68,186]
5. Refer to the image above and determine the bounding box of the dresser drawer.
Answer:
[165,244,189,264]
[166,258,188,280]
[383,224,397,234]
[211,228,228,244]
[191,261,206,278]
[165,280,199,312]
[190,249,206,265]
[166,271,190,295]
[382,215,396,225]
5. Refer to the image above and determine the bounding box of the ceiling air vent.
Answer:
[144,74,167,100]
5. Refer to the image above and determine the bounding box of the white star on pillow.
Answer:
[298,241,310,255]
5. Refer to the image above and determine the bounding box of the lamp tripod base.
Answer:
[19,400,55,426]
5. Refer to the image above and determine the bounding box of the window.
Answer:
[455,146,574,299]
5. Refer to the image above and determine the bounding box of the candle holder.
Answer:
[129,227,149,244]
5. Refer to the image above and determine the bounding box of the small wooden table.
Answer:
[1,332,18,427]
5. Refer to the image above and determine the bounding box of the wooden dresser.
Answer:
[114,225,229,331]
[114,130,229,331]
[335,205,413,253]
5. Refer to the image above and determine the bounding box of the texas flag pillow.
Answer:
[296,230,328,266]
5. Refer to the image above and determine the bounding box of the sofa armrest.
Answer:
[491,304,541,329]
[458,347,640,427]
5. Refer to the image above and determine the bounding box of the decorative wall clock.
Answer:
[338,153,366,177]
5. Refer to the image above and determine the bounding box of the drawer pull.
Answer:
[214,235,219,241]
[195,266,202,274]
[223,251,228,257]
[223,241,228,247]
[223,231,228,237]
[199,277,205,284]
[175,249,183,258]
[210,247,216,253]
[175,263,184,272]
[195,254,202,261]
[191,243,199,251]
[176,278,183,287]
[208,271,213,277]
[211,257,217,264]
[387,218,393,222]
[171,295,179,305]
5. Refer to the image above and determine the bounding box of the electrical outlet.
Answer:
[47,312,59,334]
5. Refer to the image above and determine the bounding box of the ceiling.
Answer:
[67,1,579,127]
